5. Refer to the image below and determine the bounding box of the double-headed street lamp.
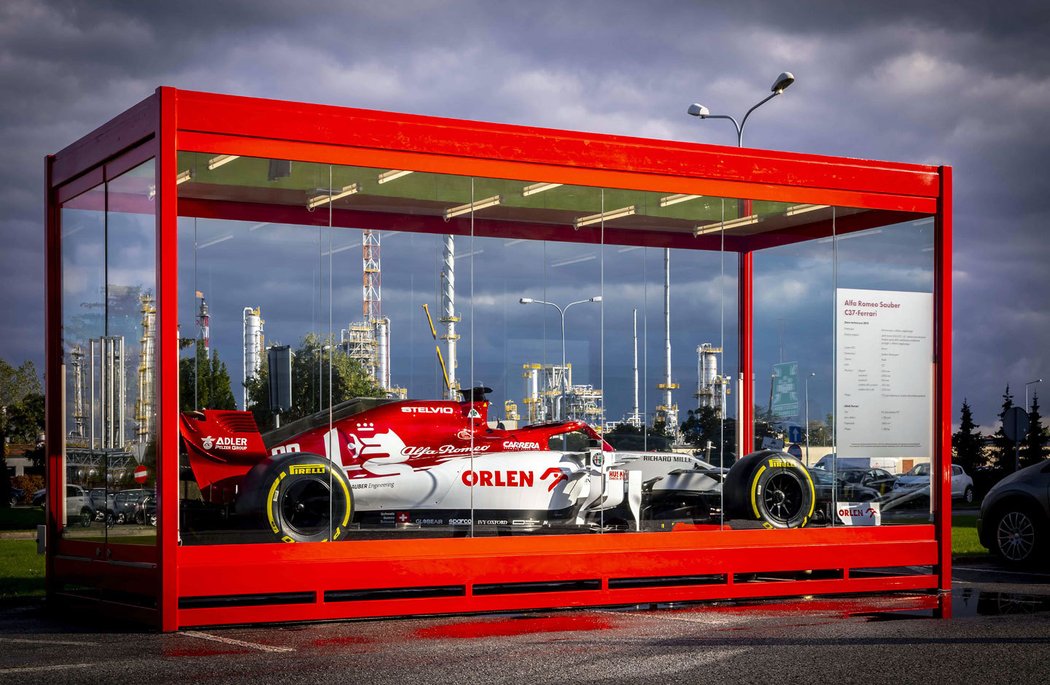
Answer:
[687,72,795,148]
[519,296,602,420]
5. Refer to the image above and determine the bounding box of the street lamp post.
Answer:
[687,72,795,148]
[519,296,602,420]
[805,372,816,463]
[1026,378,1043,413]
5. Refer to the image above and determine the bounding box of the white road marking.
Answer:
[954,566,1050,578]
[181,630,294,653]
[0,663,94,674]
[0,638,99,646]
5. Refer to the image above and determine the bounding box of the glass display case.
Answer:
[45,88,952,630]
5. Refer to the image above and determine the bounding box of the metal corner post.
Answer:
[157,86,180,631]
[935,165,953,592]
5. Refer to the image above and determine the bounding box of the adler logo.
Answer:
[401,406,454,415]
[202,435,248,451]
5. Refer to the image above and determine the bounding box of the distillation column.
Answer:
[441,233,460,399]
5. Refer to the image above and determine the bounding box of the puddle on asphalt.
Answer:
[951,588,1050,617]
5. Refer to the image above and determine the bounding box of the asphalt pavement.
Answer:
[2,557,1049,684]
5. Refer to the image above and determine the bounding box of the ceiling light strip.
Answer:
[307,183,359,210]
[175,170,193,185]
[659,194,702,207]
[207,154,239,170]
[522,182,563,197]
[378,169,413,184]
[785,204,830,216]
[574,205,636,229]
[444,195,502,220]
[693,214,759,236]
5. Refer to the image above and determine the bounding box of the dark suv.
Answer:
[977,461,1050,566]
[111,489,153,524]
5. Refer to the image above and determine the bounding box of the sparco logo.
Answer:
[401,406,454,414]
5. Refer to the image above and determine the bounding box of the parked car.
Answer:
[9,486,25,506]
[812,454,870,471]
[893,463,974,503]
[808,468,881,523]
[977,461,1050,566]
[111,489,152,524]
[31,487,46,507]
[837,467,897,495]
[64,485,94,526]
[135,493,157,526]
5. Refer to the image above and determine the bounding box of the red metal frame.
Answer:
[45,87,952,630]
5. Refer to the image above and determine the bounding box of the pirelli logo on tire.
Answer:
[766,458,798,469]
[289,464,327,476]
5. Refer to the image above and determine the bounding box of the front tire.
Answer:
[991,505,1043,566]
[724,451,815,529]
[242,454,354,543]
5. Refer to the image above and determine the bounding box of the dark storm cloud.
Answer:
[2,0,1049,430]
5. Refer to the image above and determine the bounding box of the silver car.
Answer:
[977,462,1050,566]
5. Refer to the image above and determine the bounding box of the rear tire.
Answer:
[241,453,354,543]
[723,451,815,529]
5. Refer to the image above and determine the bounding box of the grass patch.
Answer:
[0,539,44,600]
[952,513,987,556]
[0,507,44,531]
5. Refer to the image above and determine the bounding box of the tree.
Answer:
[179,340,237,411]
[246,333,382,431]
[1021,392,1048,467]
[0,359,42,508]
[952,398,984,473]
[680,406,736,465]
[991,385,1016,471]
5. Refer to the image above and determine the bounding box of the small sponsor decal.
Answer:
[837,502,881,526]
[449,518,472,525]
[609,470,626,481]
[401,406,455,414]
[289,464,327,476]
[502,441,540,450]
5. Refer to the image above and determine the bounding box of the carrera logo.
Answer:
[202,435,249,451]
[401,406,455,415]
[289,464,327,475]
[462,470,535,487]
[502,441,540,450]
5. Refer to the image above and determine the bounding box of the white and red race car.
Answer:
[179,388,816,542]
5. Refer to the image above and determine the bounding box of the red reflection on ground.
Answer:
[666,593,940,618]
[416,613,614,639]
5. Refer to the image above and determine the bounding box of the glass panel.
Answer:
[59,158,157,543]
[60,184,106,539]
[753,212,835,528]
[833,218,936,524]
[105,159,157,543]
[173,148,930,542]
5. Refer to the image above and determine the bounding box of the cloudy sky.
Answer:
[2,0,1049,433]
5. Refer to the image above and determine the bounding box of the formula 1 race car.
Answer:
[179,387,817,542]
